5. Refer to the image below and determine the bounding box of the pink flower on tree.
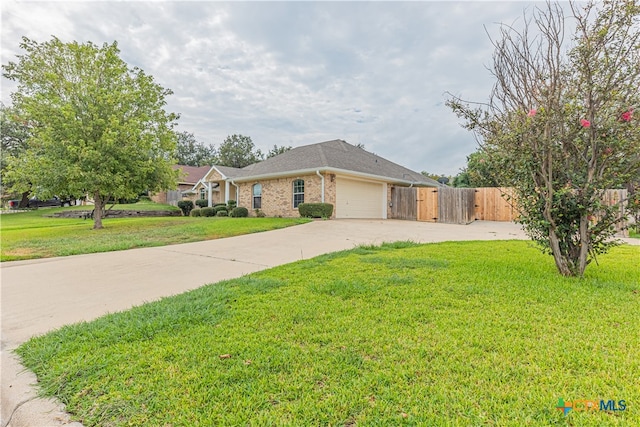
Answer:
[621,109,633,122]
[580,119,591,128]
[527,109,537,117]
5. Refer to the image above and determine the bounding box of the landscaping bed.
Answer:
[47,209,182,219]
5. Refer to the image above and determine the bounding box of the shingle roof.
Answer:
[234,139,439,186]
[173,165,211,184]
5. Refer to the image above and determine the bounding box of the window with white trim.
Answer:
[252,183,262,209]
[199,188,206,200]
[293,179,304,208]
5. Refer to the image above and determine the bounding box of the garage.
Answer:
[335,177,386,219]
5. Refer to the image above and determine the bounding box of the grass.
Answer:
[16,240,640,426]
[0,202,310,261]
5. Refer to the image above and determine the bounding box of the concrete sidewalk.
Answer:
[0,220,634,426]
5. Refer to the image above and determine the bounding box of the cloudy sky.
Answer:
[2,1,542,176]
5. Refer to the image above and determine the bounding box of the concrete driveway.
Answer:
[1,219,632,426]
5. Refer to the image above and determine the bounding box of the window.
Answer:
[199,188,206,200]
[252,183,262,209]
[293,179,304,208]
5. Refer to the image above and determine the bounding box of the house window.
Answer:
[199,188,206,200]
[252,183,262,209]
[293,179,304,208]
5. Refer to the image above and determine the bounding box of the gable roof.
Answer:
[235,139,440,186]
[173,165,211,184]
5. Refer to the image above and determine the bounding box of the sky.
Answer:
[1,1,544,176]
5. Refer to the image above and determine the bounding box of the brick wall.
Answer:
[237,173,336,218]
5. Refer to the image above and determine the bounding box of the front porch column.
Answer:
[207,183,213,207]
[225,181,230,203]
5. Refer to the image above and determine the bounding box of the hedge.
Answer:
[201,207,216,217]
[230,207,249,218]
[195,199,208,208]
[190,209,202,217]
[177,200,194,216]
[298,203,333,218]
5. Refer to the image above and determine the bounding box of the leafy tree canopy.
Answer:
[217,134,263,168]
[2,37,179,228]
[0,103,32,204]
[175,131,217,166]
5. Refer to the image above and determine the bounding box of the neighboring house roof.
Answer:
[236,139,440,186]
[173,165,211,185]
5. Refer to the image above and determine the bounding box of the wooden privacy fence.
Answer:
[390,186,629,232]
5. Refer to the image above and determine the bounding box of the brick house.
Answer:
[192,139,440,219]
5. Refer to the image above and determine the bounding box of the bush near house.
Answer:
[177,200,193,216]
[190,209,201,217]
[216,210,228,217]
[214,206,228,214]
[230,207,249,218]
[201,207,215,217]
[298,203,334,218]
[195,199,208,208]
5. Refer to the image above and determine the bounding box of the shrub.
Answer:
[227,200,237,209]
[255,209,266,218]
[190,209,201,217]
[214,203,227,208]
[139,195,152,202]
[298,203,334,218]
[230,207,249,218]
[216,210,228,217]
[201,207,216,217]
[195,199,208,208]
[214,205,228,214]
[177,200,194,216]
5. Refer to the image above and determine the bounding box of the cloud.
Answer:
[2,1,537,175]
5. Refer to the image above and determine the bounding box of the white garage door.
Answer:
[336,178,385,219]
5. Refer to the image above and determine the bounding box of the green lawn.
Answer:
[16,241,639,426]
[0,203,310,261]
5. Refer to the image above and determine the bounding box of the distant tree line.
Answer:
[174,132,291,168]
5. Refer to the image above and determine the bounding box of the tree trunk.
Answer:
[18,191,30,208]
[548,230,574,277]
[93,191,104,230]
[577,214,590,276]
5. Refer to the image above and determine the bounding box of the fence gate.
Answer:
[417,188,438,222]
[390,187,417,220]
[438,187,476,224]
[474,187,517,221]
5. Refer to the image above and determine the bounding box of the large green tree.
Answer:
[0,103,32,206]
[3,37,178,229]
[217,134,263,168]
[448,0,640,276]
[175,131,217,166]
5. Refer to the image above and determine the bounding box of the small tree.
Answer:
[448,0,640,276]
[3,37,178,229]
